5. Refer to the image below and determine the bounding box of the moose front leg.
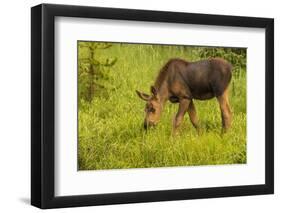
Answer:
[217,89,232,132]
[187,100,199,130]
[173,99,190,132]
[187,100,203,135]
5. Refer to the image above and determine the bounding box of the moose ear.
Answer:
[150,86,158,97]
[136,90,150,101]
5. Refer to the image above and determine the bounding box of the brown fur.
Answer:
[136,57,232,132]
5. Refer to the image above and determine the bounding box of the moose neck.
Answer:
[155,82,169,108]
[154,61,171,107]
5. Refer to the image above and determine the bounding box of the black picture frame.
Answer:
[31,3,274,209]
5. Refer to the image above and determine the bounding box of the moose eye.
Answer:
[149,108,155,113]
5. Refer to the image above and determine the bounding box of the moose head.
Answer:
[136,86,163,129]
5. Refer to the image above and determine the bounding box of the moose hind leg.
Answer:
[173,99,190,131]
[187,100,199,130]
[217,88,232,132]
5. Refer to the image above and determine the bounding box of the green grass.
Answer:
[78,43,247,170]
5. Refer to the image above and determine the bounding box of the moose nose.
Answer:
[143,121,155,130]
[144,122,148,130]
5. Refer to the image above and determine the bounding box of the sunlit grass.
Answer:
[78,43,246,170]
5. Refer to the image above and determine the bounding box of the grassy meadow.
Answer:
[78,42,247,170]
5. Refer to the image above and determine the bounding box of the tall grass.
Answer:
[78,43,246,170]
